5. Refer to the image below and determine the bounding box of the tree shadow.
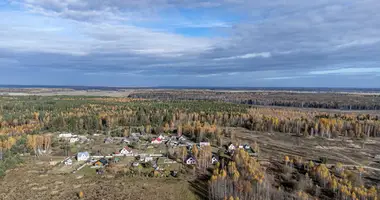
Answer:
[188,173,210,200]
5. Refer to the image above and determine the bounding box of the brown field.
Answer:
[0,162,199,200]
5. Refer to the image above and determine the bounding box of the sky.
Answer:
[1,0,380,88]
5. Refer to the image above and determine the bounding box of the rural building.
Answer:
[186,156,197,165]
[65,159,73,166]
[158,135,166,140]
[77,152,90,161]
[132,162,140,167]
[59,133,73,138]
[200,142,211,147]
[144,156,154,162]
[70,137,79,143]
[120,146,133,155]
[178,136,187,141]
[211,155,219,164]
[104,138,113,144]
[151,138,162,144]
[94,158,109,166]
[228,143,236,152]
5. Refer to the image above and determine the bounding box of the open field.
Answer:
[0,162,198,200]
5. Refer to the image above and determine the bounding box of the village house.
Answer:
[200,142,211,147]
[144,156,154,163]
[59,133,73,138]
[104,137,113,144]
[211,155,219,164]
[185,156,197,165]
[132,162,140,167]
[94,158,108,167]
[119,146,133,155]
[113,157,120,163]
[77,152,90,161]
[151,137,162,144]
[243,145,258,156]
[78,136,88,142]
[131,132,141,138]
[168,140,179,147]
[228,143,236,152]
[158,134,166,140]
[70,137,80,143]
[65,158,73,166]
[178,135,187,141]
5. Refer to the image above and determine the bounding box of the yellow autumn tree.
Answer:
[192,144,199,158]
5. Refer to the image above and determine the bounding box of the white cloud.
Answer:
[213,52,271,61]
[0,12,217,57]
[309,67,380,75]
[196,73,221,78]
[260,76,309,80]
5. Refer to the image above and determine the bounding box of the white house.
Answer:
[144,156,154,162]
[70,137,80,143]
[132,162,140,167]
[186,157,196,165]
[228,143,236,152]
[120,146,133,155]
[200,142,211,147]
[59,133,73,138]
[169,141,179,147]
[65,158,73,166]
[77,152,90,161]
[151,138,162,144]
[211,155,219,164]
[178,136,187,141]
[158,135,166,140]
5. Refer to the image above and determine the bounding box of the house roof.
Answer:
[152,138,162,142]
[78,152,89,157]
[186,156,196,161]
[123,146,131,151]
[98,158,108,165]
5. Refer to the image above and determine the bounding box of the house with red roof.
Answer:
[120,146,133,155]
[151,137,162,144]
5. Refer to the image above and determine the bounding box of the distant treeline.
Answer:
[1,96,380,142]
[128,90,380,110]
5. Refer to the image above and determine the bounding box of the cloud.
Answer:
[309,67,380,75]
[2,0,380,87]
[0,12,217,57]
[260,76,312,80]
[213,52,271,61]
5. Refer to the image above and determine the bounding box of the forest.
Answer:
[128,90,380,110]
[1,95,380,152]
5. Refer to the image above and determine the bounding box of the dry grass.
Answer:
[0,162,199,200]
